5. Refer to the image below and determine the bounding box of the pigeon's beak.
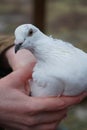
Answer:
[15,43,23,53]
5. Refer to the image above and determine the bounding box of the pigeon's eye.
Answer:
[28,29,33,36]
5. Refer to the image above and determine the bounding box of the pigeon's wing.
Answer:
[29,77,64,97]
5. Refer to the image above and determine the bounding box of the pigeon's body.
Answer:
[14,24,87,97]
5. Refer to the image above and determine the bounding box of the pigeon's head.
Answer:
[14,24,42,53]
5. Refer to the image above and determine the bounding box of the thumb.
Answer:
[15,62,35,82]
[1,62,35,85]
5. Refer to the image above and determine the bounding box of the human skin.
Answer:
[1,46,86,130]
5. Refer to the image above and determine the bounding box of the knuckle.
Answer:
[24,102,37,115]
[23,117,35,126]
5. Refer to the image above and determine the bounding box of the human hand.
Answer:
[0,64,67,130]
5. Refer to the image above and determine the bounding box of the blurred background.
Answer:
[0,0,87,130]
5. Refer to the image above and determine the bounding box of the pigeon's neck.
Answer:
[38,31,48,40]
[32,35,52,62]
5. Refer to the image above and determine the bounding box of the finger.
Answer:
[14,49,36,68]
[60,92,87,108]
[12,62,35,81]
[28,97,65,112]
[28,92,87,112]
[30,109,67,125]
[7,46,36,71]
[31,122,59,130]
[1,62,35,86]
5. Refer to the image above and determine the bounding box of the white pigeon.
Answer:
[14,24,87,97]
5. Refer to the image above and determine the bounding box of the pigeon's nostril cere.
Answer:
[15,43,23,53]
